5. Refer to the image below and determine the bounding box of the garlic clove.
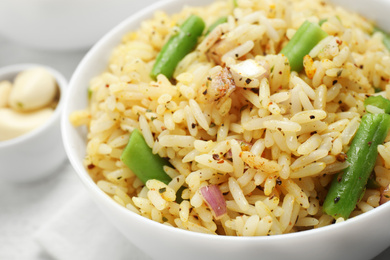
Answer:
[229,59,268,88]
[9,67,57,111]
[0,108,54,141]
[0,80,12,108]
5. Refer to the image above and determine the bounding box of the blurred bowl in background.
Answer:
[0,64,67,183]
[0,0,157,51]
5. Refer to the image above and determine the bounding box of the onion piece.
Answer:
[205,67,236,103]
[380,184,390,205]
[200,185,227,219]
[225,139,253,159]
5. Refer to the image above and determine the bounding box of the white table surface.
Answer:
[1,35,390,260]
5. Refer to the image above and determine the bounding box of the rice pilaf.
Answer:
[70,0,390,236]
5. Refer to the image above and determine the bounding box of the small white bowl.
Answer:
[0,64,67,183]
[62,0,390,259]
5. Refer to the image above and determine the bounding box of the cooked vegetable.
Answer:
[0,108,53,141]
[200,184,227,219]
[9,67,57,112]
[88,88,93,100]
[319,18,327,26]
[206,16,228,35]
[280,21,328,72]
[205,67,236,103]
[323,112,390,219]
[121,128,172,184]
[229,59,268,88]
[150,15,205,80]
[380,184,390,205]
[0,81,12,108]
[364,95,390,114]
[384,36,390,51]
[366,174,380,189]
[373,26,390,51]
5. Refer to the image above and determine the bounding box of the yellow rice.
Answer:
[71,0,390,236]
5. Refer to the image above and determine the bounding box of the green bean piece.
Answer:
[319,16,340,27]
[373,26,390,51]
[385,37,390,51]
[280,21,328,72]
[150,15,205,80]
[120,128,172,185]
[88,88,93,99]
[233,0,238,7]
[318,18,327,26]
[364,95,390,114]
[323,113,390,219]
[366,174,381,189]
[175,186,185,204]
[206,16,228,35]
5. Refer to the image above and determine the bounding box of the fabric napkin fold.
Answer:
[34,190,151,260]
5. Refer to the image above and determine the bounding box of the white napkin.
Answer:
[34,191,151,260]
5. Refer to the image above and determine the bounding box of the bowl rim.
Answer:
[61,0,390,243]
[0,63,67,148]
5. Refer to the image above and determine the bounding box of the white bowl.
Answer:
[0,0,157,51]
[328,0,390,31]
[62,0,390,259]
[0,64,67,183]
